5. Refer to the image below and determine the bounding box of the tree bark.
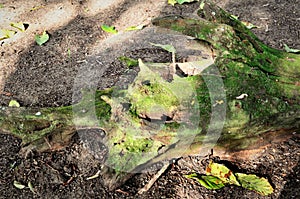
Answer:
[1,0,299,190]
[152,1,300,149]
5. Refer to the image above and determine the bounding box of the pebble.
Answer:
[35,111,41,116]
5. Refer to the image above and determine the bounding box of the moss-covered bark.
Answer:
[0,0,299,190]
[0,89,111,154]
[152,1,300,150]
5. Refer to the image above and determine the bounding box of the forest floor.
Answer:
[0,0,299,198]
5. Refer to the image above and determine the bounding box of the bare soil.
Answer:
[0,0,299,198]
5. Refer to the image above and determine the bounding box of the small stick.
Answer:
[44,137,52,149]
[116,189,129,195]
[137,163,170,194]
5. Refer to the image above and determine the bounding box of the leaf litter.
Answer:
[185,161,274,196]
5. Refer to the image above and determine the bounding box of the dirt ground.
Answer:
[0,0,299,198]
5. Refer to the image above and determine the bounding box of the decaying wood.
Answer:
[0,0,299,190]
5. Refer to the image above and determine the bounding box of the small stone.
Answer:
[288,139,295,145]
[35,111,41,116]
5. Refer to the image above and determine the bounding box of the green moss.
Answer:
[118,56,138,68]
[101,60,203,172]
[164,121,180,130]
[106,127,158,172]
[72,89,111,126]
[130,81,179,117]
[0,88,113,146]
[95,89,112,123]
[152,16,217,41]
[226,100,249,129]
[3,11,299,175]
[274,53,300,100]
[123,135,153,153]
[0,106,73,145]
[186,76,209,111]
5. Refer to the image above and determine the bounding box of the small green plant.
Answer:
[185,161,274,196]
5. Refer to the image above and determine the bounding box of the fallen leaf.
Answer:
[101,24,118,34]
[168,0,177,6]
[10,22,28,32]
[0,29,16,40]
[242,21,257,29]
[176,59,214,76]
[235,173,274,196]
[150,43,176,53]
[284,44,300,53]
[176,0,199,5]
[30,5,44,11]
[199,1,205,9]
[28,181,36,194]
[125,24,145,31]
[185,173,225,190]
[13,180,26,189]
[185,161,274,195]
[0,91,12,96]
[230,15,257,29]
[230,15,239,20]
[84,7,89,12]
[216,100,224,105]
[206,162,240,186]
[8,100,20,107]
[35,31,49,45]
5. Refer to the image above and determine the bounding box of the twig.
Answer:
[137,163,170,194]
[44,137,52,149]
[116,189,129,195]
[86,170,101,180]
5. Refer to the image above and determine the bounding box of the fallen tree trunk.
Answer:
[1,0,299,190]
[151,1,300,150]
